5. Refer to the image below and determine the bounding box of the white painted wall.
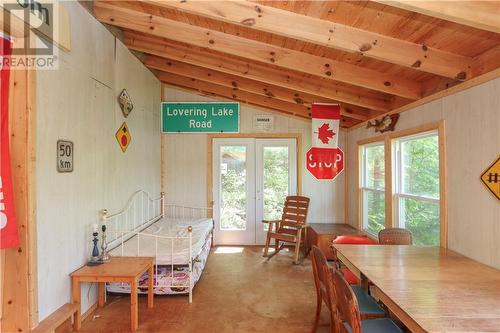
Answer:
[162,86,346,226]
[36,2,161,320]
[347,78,500,269]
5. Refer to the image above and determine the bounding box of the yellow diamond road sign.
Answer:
[115,122,131,152]
[481,156,500,201]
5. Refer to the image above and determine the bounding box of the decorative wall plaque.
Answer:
[118,89,133,118]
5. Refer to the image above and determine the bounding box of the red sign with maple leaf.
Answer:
[0,36,19,249]
[317,123,336,144]
[307,103,344,180]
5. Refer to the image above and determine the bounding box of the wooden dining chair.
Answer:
[333,270,403,333]
[311,246,386,333]
[263,196,310,264]
[378,228,413,245]
[311,246,338,333]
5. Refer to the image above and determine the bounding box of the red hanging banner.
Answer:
[0,35,19,249]
[307,103,345,181]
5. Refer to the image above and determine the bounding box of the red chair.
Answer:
[331,235,378,285]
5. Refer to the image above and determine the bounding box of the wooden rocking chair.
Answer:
[262,196,310,264]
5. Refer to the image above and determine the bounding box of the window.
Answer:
[393,131,440,245]
[360,143,385,235]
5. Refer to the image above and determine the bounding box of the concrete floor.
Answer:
[79,246,333,332]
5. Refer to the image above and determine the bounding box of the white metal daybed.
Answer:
[100,190,213,303]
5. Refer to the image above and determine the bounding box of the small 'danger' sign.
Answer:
[57,140,74,172]
[254,115,274,132]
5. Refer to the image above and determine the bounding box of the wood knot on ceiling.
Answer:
[241,18,256,26]
[359,43,372,52]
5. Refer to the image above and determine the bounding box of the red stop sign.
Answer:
[306,147,344,180]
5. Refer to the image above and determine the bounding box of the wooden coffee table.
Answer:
[70,256,154,331]
[306,223,364,260]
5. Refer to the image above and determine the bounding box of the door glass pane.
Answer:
[363,190,385,235]
[220,146,247,230]
[400,197,440,246]
[402,134,439,198]
[263,147,289,230]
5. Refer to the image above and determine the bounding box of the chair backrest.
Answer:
[311,246,332,308]
[378,228,413,245]
[333,270,362,333]
[281,196,310,227]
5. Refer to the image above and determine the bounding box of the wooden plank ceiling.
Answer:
[91,0,500,128]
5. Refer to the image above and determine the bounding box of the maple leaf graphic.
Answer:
[317,123,336,144]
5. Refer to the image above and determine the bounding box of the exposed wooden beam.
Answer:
[123,31,392,112]
[471,45,500,78]
[351,66,500,131]
[162,75,360,128]
[422,45,500,97]
[141,0,473,80]
[162,73,311,119]
[374,0,500,34]
[160,72,322,122]
[93,0,422,99]
[149,58,372,121]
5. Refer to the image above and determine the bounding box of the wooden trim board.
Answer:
[344,131,349,225]
[160,84,166,194]
[1,64,38,331]
[384,135,393,228]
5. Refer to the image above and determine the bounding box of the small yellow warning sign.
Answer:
[481,156,500,201]
[115,122,131,152]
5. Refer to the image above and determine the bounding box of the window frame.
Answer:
[357,121,447,247]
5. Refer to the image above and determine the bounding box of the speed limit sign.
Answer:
[57,140,74,173]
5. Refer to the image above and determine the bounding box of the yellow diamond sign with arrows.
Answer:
[480,156,500,201]
[115,122,131,152]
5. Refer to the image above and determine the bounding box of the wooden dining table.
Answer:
[333,245,500,333]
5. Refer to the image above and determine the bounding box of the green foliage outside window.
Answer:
[366,191,385,235]
[400,135,440,245]
[220,147,247,230]
[364,144,385,235]
[263,147,289,229]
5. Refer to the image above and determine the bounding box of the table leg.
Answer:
[98,282,105,308]
[147,265,154,308]
[361,272,370,293]
[72,277,81,331]
[130,278,138,331]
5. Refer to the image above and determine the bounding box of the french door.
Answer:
[213,138,297,245]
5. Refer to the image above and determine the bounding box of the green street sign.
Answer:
[161,102,240,133]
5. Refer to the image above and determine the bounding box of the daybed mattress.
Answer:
[108,217,213,265]
[107,234,212,295]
